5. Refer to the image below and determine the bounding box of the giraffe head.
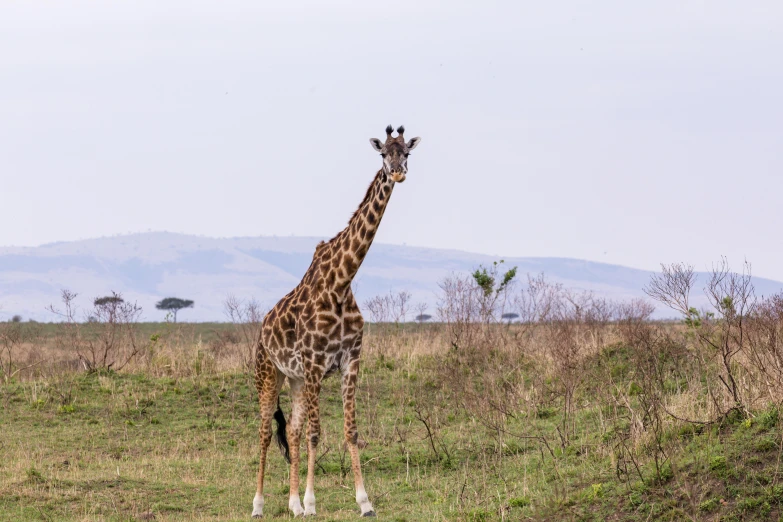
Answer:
[369,125,421,183]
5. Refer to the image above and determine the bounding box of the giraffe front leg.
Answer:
[342,360,376,517]
[287,379,306,517]
[303,375,322,517]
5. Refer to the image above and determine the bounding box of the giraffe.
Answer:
[251,125,421,518]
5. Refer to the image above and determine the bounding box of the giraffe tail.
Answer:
[274,397,291,464]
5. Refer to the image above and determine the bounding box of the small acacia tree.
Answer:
[472,260,518,321]
[501,312,520,324]
[95,295,124,307]
[155,297,194,323]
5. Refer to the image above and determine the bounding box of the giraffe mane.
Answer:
[348,170,383,224]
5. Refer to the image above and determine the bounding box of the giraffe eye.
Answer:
[381,153,387,158]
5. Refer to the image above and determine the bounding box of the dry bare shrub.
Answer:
[407,372,453,464]
[536,287,618,446]
[389,290,412,323]
[436,272,482,351]
[364,290,412,324]
[223,295,264,372]
[436,273,482,350]
[746,292,783,401]
[645,259,761,418]
[435,263,549,455]
[0,320,43,382]
[364,295,390,324]
[610,302,685,484]
[47,290,143,372]
[615,299,656,346]
[363,290,414,357]
[414,302,430,324]
[437,267,625,451]
[514,274,560,325]
[437,262,519,355]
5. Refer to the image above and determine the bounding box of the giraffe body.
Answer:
[252,126,421,518]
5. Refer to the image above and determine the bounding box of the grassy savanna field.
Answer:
[2,312,783,521]
[3,264,783,521]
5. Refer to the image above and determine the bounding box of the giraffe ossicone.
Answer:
[252,126,421,518]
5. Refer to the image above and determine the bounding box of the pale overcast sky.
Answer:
[2,2,782,279]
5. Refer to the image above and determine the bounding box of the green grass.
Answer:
[2,346,783,521]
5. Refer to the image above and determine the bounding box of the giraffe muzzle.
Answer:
[390,171,407,183]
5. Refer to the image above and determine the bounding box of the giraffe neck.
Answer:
[326,170,395,289]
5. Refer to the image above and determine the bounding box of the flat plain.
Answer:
[2,313,783,521]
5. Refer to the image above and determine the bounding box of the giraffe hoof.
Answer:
[361,511,376,517]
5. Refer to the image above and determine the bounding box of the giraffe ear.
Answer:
[369,138,384,152]
[406,137,421,150]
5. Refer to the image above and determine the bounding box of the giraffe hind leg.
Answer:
[252,343,284,518]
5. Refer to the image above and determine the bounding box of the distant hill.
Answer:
[1,232,781,322]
